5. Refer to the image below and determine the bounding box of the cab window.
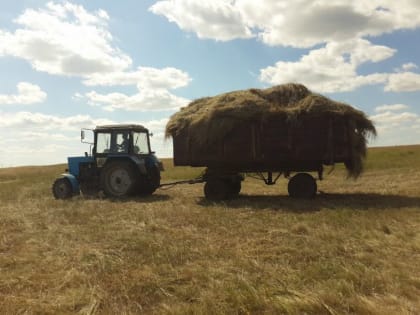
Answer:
[133,132,149,154]
[96,132,111,153]
[116,132,130,153]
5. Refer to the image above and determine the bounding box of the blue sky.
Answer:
[1,0,420,166]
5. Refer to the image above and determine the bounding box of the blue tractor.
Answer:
[52,124,163,199]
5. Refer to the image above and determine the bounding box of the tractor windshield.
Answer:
[96,131,130,154]
[95,130,149,155]
[133,131,150,154]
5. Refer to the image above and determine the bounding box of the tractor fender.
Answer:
[145,154,164,171]
[60,173,80,194]
[130,156,148,174]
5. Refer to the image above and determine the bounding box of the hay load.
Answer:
[166,83,376,178]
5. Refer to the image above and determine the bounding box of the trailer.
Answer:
[166,84,376,200]
[171,115,353,200]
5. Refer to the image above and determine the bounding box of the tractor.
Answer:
[52,124,163,199]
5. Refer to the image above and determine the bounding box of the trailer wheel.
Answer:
[288,173,317,198]
[100,161,138,197]
[52,177,73,199]
[229,180,242,198]
[204,179,230,201]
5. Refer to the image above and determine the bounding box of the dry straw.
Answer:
[166,83,376,178]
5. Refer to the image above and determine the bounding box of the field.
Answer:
[1,145,420,314]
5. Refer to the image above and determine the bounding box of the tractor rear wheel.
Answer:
[138,166,161,196]
[100,161,138,198]
[287,173,317,198]
[52,177,73,199]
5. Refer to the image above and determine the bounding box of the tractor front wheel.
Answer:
[52,177,73,199]
[100,161,138,198]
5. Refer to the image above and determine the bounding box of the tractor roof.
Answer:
[95,124,148,132]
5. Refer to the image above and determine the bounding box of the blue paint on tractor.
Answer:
[63,156,94,195]
[61,173,80,194]
[68,156,94,177]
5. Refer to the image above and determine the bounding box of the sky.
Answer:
[1,0,420,167]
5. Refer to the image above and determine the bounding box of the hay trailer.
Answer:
[52,124,163,199]
[166,84,376,201]
[171,116,352,200]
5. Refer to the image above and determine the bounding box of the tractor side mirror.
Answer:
[81,128,94,144]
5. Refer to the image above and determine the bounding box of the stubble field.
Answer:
[0,145,420,314]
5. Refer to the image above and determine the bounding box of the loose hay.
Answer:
[166,83,376,178]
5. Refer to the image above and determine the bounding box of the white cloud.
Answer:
[370,103,419,145]
[0,82,47,105]
[395,62,418,72]
[260,39,394,93]
[0,129,85,166]
[385,72,420,92]
[85,88,189,112]
[371,111,418,125]
[369,108,420,146]
[0,112,172,166]
[0,111,114,130]
[20,131,74,141]
[375,104,409,112]
[150,1,420,93]
[260,40,420,93]
[0,2,131,76]
[151,0,420,47]
[0,2,193,112]
[0,111,101,166]
[83,67,191,111]
[146,118,173,158]
[83,67,191,89]
[259,38,420,93]
[150,0,253,41]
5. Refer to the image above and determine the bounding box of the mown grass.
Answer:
[0,146,419,314]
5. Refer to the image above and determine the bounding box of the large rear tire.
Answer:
[100,161,138,198]
[288,173,317,199]
[52,177,73,199]
[138,166,160,196]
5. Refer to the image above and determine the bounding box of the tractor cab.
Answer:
[92,125,151,157]
[52,124,163,199]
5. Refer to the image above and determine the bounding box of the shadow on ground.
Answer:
[83,193,171,203]
[197,192,420,212]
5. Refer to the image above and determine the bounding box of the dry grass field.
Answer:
[1,145,420,314]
